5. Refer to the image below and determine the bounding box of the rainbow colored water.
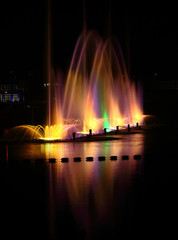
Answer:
[46,31,143,139]
[7,31,144,141]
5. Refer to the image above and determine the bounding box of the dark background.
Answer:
[1,0,177,80]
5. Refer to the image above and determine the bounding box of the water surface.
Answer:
[0,130,176,239]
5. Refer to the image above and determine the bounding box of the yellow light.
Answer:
[39,137,61,141]
[76,132,89,134]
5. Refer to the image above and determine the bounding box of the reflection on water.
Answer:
[0,134,144,239]
[6,134,144,161]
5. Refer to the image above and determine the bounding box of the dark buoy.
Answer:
[122,155,129,160]
[110,156,117,160]
[134,155,141,160]
[35,158,45,164]
[73,132,76,140]
[74,157,81,162]
[86,157,93,161]
[49,158,56,163]
[61,158,69,162]
[98,156,105,161]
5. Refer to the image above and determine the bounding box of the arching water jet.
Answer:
[6,31,145,141]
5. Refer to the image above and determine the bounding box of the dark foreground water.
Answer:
[0,127,177,240]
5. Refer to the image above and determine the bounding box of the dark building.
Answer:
[0,70,46,132]
[0,81,24,102]
[0,70,25,102]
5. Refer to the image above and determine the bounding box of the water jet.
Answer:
[5,31,145,142]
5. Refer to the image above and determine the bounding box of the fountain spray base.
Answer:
[3,126,146,143]
[37,127,144,143]
[1,124,164,144]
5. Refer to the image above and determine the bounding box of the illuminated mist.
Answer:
[7,31,144,141]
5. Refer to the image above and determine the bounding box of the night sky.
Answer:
[1,0,178,82]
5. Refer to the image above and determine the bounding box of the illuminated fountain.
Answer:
[6,31,145,142]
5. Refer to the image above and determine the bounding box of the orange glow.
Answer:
[7,31,145,141]
[42,134,144,237]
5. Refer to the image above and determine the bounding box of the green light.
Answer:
[103,111,110,129]
[99,83,110,130]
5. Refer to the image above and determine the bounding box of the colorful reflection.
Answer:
[2,134,144,238]
[43,134,144,238]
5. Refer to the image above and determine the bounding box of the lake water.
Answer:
[0,127,177,239]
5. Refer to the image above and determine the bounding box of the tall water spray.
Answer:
[44,30,143,139]
[6,30,144,141]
